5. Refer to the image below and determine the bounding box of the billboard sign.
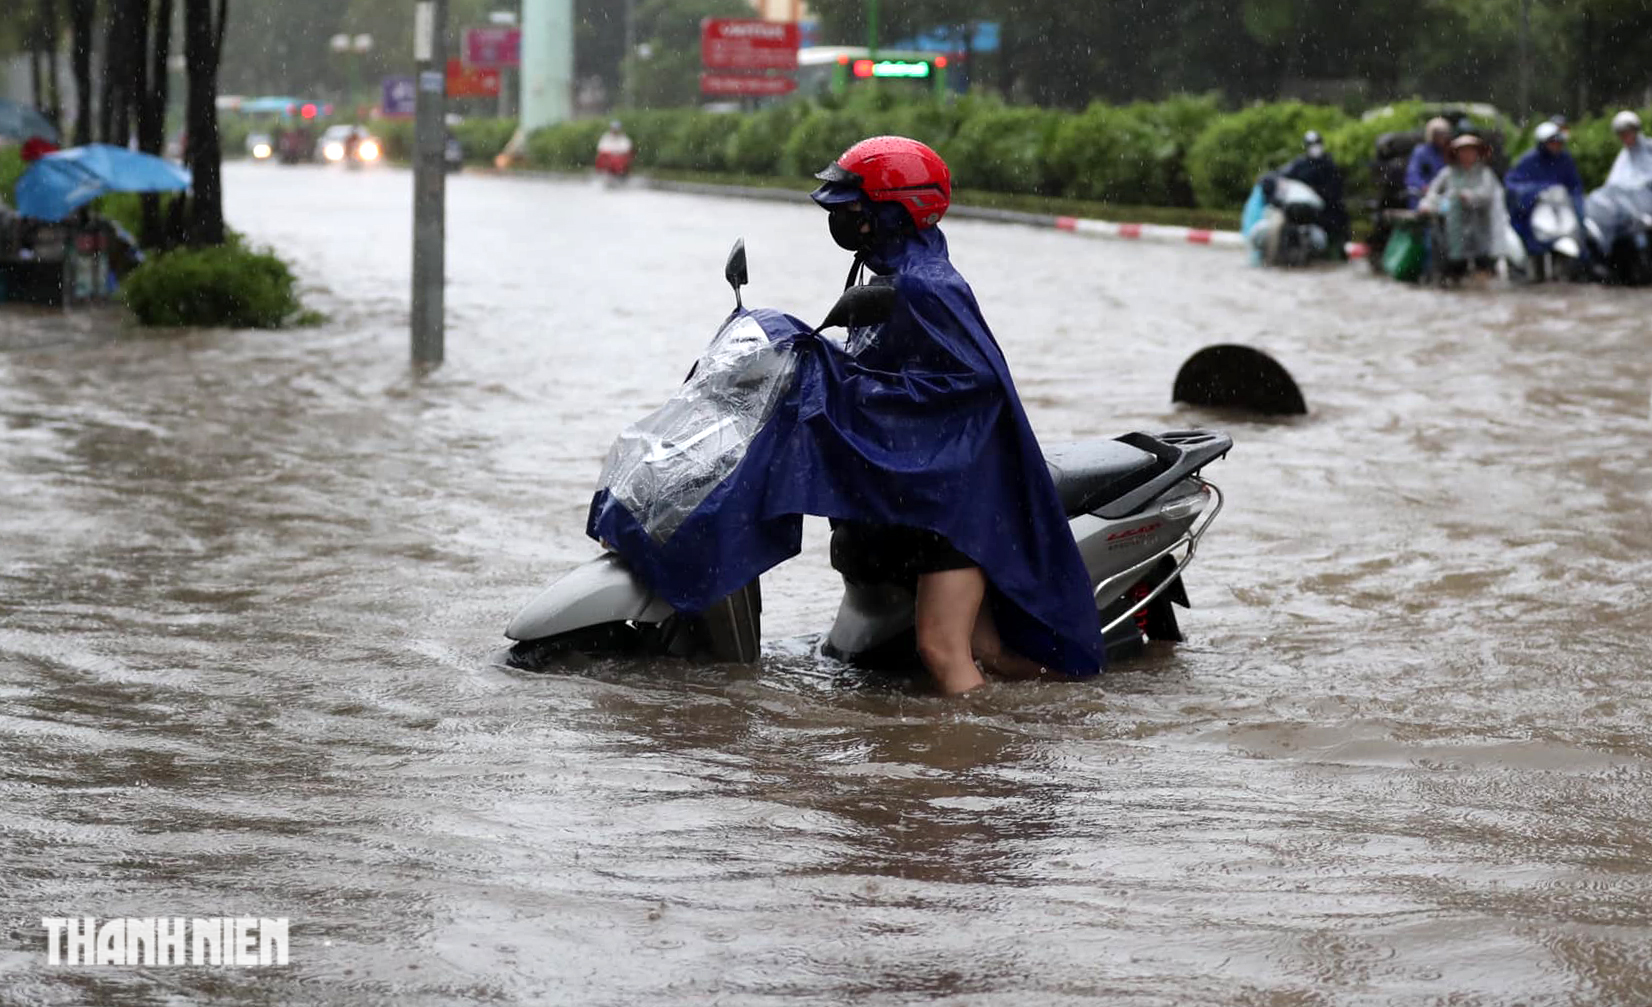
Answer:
[463,26,521,68]
[446,59,501,98]
[700,19,800,71]
[699,73,798,97]
[381,76,416,117]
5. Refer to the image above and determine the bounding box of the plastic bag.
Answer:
[596,312,799,543]
[1383,223,1427,282]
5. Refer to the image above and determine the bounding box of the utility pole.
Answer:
[867,0,879,59]
[412,0,447,370]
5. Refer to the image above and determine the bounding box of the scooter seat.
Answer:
[1044,440,1163,516]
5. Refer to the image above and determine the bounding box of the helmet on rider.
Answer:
[1612,110,1642,134]
[811,136,952,230]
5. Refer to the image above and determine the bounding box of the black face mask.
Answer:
[828,208,871,251]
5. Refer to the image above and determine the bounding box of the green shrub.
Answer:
[122,243,309,328]
[944,103,1061,194]
[0,145,24,200]
[218,117,253,159]
[375,119,416,162]
[1128,94,1223,207]
[524,119,609,170]
[1187,101,1350,208]
[724,101,811,175]
[1047,102,1169,205]
[452,117,517,163]
[1322,100,1431,202]
[879,98,968,151]
[655,112,740,171]
[778,105,868,177]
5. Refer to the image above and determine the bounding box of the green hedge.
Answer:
[1187,102,1351,208]
[122,243,310,328]
[514,98,1648,212]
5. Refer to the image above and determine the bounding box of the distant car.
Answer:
[246,132,274,160]
[318,124,381,165]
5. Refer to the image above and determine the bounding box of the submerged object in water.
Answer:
[1173,344,1307,416]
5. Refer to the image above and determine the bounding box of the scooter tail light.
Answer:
[1158,489,1207,521]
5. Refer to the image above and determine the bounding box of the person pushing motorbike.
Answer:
[805,137,1102,693]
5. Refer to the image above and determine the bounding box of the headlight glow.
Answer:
[252,143,272,159]
[323,143,345,161]
[358,140,380,162]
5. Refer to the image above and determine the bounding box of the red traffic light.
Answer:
[300,102,317,119]
[852,59,874,78]
[935,56,948,68]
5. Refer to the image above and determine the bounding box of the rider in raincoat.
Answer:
[1420,133,1509,277]
[1505,121,1586,257]
[588,137,1102,692]
[1405,117,1454,208]
[1281,130,1350,252]
[1606,110,1652,189]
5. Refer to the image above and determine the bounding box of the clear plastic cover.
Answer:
[1586,184,1652,249]
[597,313,798,543]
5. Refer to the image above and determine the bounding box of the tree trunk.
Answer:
[70,0,94,145]
[139,0,174,248]
[28,0,46,114]
[30,49,45,117]
[102,0,132,144]
[45,0,64,128]
[184,0,227,246]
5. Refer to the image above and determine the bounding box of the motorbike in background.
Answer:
[503,241,1231,676]
[1245,177,1330,267]
[595,150,634,184]
[1584,183,1652,285]
[1519,184,1590,282]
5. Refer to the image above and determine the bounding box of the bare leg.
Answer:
[914,568,989,695]
[970,596,1051,681]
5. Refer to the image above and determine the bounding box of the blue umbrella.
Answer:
[0,98,60,143]
[15,144,192,222]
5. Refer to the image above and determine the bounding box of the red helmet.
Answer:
[814,135,952,229]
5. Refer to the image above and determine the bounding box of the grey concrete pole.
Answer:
[412,0,448,370]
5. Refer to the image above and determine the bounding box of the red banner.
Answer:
[446,59,501,98]
[699,73,798,97]
[700,18,800,71]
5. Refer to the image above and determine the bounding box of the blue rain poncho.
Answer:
[588,221,1104,675]
[1505,144,1586,255]
[1405,142,1449,208]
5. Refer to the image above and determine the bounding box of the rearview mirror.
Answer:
[818,283,895,331]
[724,239,747,310]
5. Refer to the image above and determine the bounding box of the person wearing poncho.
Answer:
[588,136,1103,693]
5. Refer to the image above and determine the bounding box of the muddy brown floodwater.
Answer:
[2,162,1651,1006]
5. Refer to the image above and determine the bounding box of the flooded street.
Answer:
[3,161,1651,1005]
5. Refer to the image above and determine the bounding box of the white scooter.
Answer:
[504,241,1231,673]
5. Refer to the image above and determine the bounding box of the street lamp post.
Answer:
[330,32,374,118]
